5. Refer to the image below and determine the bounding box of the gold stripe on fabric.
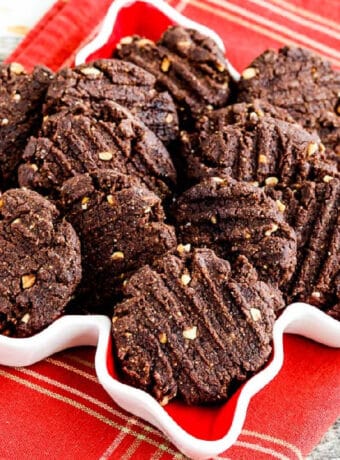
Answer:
[270,0,340,31]
[234,440,291,459]
[0,369,183,458]
[247,0,340,40]
[205,0,340,60]
[187,0,340,67]
[242,429,303,459]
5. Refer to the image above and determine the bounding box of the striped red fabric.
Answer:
[2,1,340,459]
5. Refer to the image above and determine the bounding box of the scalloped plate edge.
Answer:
[74,0,240,81]
[0,304,339,459]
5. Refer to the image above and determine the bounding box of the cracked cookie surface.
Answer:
[173,176,297,288]
[268,178,340,317]
[115,26,233,126]
[112,248,281,405]
[43,59,178,145]
[0,63,53,187]
[0,188,81,337]
[18,106,177,199]
[60,169,177,313]
[181,105,336,185]
[237,47,340,159]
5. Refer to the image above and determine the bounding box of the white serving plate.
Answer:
[1,1,339,458]
[0,304,339,459]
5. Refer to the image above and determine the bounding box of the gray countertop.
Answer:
[308,419,340,460]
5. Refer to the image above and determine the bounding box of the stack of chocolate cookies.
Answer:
[0,25,338,406]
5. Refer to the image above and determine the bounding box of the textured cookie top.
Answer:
[112,248,280,405]
[237,47,340,156]
[268,177,340,314]
[60,169,177,313]
[115,26,232,125]
[174,176,297,287]
[18,106,177,198]
[43,59,179,145]
[196,100,295,132]
[0,188,81,337]
[181,106,336,185]
[0,63,53,186]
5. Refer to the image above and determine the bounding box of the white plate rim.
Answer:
[1,303,339,459]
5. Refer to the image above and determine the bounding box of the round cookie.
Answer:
[18,105,177,199]
[268,177,340,315]
[0,63,53,187]
[115,26,233,126]
[181,105,336,185]
[112,248,281,405]
[0,188,81,337]
[60,169,177,313]
[43,59,179,145]
[173,176,297,287]
[237,47,340,156]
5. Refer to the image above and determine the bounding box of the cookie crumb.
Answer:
[21,274,36,289]
[183,326,197,340]
[98,151,113,161]
[181,273,191,286]
[323,175,333,183]
[276,200,286,213]
[258,154,267,164]
[111,251,125,260]
[159,332,167,344]
[21,313,30,324]
[250,308,262,321]
[161,57,171,72]
[10,62,25,74]
[307,142,318,157]
[265,223,279,236]
[80,67,101,76]
[242,67,257,79]
[265,176,279,186]
[81,196,90,210]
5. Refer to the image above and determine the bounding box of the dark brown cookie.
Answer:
[237,47,340,157]
[196,100,295,131]
[268,178,340,315]
[173,176,297,287]
[112,248,280,405]
[0,188,81,337]
[181,106,336,185]
[0,63,53,187]
[115,26,233,126]
[18,106,177,199]
[43,59,179,145]
[60,169,177,313]
[327,296,340,321]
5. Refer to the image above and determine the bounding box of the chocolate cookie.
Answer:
[269,178,340,314]
[112,248,281,405]
[115,26,233,126]
[196,100,295,131]
[0,188,81,337]
[173,176,297,287]
[237,47,340,156]
[0,63,53,187]
[60,169,177,313]
[181,106,335,185]
[18,105,177,199]
[43,59,179,145]
[327,296,340,321]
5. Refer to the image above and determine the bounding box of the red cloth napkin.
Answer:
[3,1,340,458]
